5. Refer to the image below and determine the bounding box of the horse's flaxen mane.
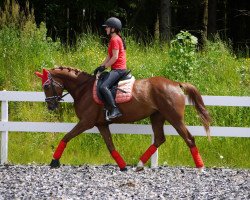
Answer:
[52,66,83,76]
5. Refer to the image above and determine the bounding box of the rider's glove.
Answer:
[94,65,105,76]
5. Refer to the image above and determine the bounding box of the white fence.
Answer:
[1,91,250,166]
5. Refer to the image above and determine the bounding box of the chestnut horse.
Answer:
[35,66,211,171]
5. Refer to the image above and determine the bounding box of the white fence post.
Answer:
[151,132,158,168]
[1,100,8,164]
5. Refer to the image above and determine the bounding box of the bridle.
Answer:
[43,73,69,107]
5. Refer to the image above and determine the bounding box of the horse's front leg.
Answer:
[97,125,127,171]
[50,121,94,168]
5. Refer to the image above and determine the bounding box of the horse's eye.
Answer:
[44,85,50,90]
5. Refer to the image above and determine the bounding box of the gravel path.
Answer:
[0,164,249,199]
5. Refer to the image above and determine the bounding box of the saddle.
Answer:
[93,71,135,105]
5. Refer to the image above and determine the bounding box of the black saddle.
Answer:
[96,70,132,103]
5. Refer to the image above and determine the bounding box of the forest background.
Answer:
[1,0,249,52]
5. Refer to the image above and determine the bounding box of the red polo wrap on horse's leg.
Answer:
[190,146,204,168]
[111,150,126,169]
[140,144,157,164]
[53,140,67,160]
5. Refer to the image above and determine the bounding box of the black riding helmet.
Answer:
[102,17,122,30]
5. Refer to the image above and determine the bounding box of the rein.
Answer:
[43,73,69,103]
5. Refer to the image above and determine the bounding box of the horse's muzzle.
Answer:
[46,97,59,111]
[48,103,58,111]
[45,96,62,111]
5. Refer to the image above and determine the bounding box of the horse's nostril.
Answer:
[48,104,54,110]
[48,103,58,111]
[48,106,53,110]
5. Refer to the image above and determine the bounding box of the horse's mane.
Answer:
[51,66,91,77]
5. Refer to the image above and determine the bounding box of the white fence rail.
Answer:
[1,91,250,166]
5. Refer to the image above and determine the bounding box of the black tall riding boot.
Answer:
[109,106,122,119]
[102,89,122,119]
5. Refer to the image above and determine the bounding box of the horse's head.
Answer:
[35,69,64,110]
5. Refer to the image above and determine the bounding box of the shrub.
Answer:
[166,31,199,81]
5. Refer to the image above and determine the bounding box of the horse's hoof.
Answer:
[50,159,60,168]
[198,167,205,174]
[135,166,144,172]
[120,167,128,172]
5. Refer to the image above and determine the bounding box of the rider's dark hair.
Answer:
[116,30,126,50]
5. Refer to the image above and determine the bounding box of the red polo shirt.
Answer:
[108,35,126,70]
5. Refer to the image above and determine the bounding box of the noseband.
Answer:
[43,74,69,104]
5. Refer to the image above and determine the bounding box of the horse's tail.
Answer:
[180,82,211,141]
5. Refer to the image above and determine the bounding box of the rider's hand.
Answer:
[94,65,105,76]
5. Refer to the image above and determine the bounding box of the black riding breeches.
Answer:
[99,69,127,107]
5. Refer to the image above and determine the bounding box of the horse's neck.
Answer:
[55,71,94,100]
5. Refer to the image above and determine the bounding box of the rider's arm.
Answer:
[102,49,119,68]
[101,55,110,67]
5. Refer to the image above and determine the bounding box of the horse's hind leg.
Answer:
[97,125,127,171]
[136,112,166,171]
[169,119,205,170]
[156,92,205,170]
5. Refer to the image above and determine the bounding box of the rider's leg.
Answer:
[100,70,125,119]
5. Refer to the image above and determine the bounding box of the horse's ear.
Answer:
[43,68,49,79]
[35,71,43,79]
[43,68,48,75]
[35,69,49,85]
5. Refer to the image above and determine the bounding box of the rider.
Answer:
[94,17,127,119]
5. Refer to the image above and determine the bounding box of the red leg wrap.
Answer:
[111,150,126,169]
[140,144,157,164]
[53,140,67,160]
[190,146,204,168]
